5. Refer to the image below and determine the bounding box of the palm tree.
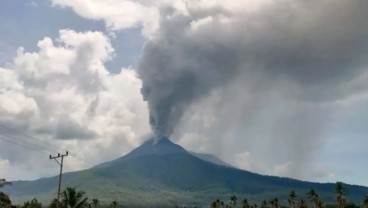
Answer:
[230,195,237,208]
[315,196,323,208]
[274,198,280,208]
[110,201,117,208]
[23,198,42,208]
[261,200,267,208]
[212,199,222,208]
[269,198,279,208]
[61,187,88,208]
[335,182,347,208]
[298,199,307,208]
[212,201,218,208]
[242,198,249,208]
[362,195,368,208]
[307,189,318,208]
[289,191,297,208]
[91,199,99,208]
[49,198,63,208]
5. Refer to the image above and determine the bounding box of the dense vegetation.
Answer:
[1,179,368,208]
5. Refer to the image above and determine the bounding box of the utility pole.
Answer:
[50,151,68,208]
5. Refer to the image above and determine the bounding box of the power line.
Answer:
[0,124,77,158]
[0,124,58,153]
[0,135,48,154]
[0,132,52,153]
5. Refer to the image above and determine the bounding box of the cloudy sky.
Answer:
[1,0,368,187]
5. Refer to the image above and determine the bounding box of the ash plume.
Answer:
[137,0,368,140]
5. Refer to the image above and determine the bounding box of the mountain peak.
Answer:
[144,136,171,145]
[122,136,187,160]
[94,137,187,168]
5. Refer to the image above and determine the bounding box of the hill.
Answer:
[3,137,368,207]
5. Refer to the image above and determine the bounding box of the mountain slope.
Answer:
[3,138,368,207]
[189,151,233,167]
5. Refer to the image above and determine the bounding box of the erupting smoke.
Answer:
[137,0,368,141]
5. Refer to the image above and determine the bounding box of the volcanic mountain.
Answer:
[3,137,368,207]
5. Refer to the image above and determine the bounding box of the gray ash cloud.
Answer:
[137,0,368,138]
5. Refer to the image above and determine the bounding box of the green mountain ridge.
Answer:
[3,138,368,207]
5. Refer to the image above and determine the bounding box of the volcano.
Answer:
[3,138,368,207]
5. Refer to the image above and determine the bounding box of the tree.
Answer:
[298,199,307,208]
[211,199,225,208]
[49,198,65,208]
[269,198,279,208]
[61,187,88,208]
[230,195,237,208]
[110,200,117,208]
[336,182,347,208]
[23,198,42,208]
[261,200,268,208]
[289,191,297,208]
[307,189,319,208]
[91,199,99,208]
[363,195,368,208]
[242,198,250,208]
[315,196,323,208]
[0,192,12,208]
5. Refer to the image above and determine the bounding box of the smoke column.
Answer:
[137,0,368,140]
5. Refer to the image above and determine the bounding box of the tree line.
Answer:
[1,179,368,208]
[0,179,117,208]
[209,182,368,208]
[0,186,118,208]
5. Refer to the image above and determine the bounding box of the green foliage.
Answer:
[298,200,307,208]
[109,200,117,208]
[49,198,62,208]
[91,198,100,208]
[22,198,42,208]
[363,195,368,208]
[230,195,237,208]
[61,187,88,208]
[242,198,250,208]
[288,190,297,208]
[336,182,347,208]
[0,192,12,208]
[307,189,323,208]
[211,199,225,208]
[261,200,267,208]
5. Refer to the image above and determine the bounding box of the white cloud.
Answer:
[51,0,159,36]
[0,29,150,180]
[50,0,274,37]
[2,0,368,187]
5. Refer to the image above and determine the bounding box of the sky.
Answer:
[0,0,368,187]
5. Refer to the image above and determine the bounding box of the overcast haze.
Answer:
[1,0,368,186]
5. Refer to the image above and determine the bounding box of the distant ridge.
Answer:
[3,137,368,207]
[189,151,234,168]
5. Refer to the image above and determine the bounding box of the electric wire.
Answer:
[0,124,71,156]
[0,135,48,154]
[0,124,57,153]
